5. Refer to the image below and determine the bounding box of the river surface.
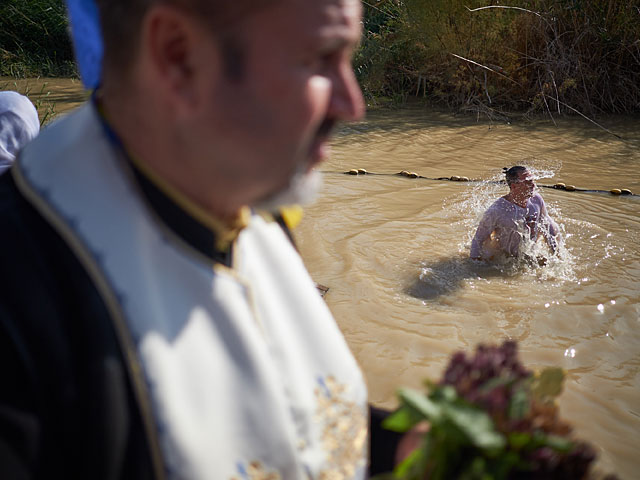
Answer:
[297,107,639,479]
[3,78,639,479]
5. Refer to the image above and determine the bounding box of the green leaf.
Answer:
[458,455,489,479]
[443,403,506,451]
[397,388,443,422]
[393,436,431,480]
[369,474,396,480]
[423,379,438,390]
[382,405,423,433]
[528,431,572,452]
[508,432,532,450]
[430,384,457,402]
[508,386,530,420]
[423,433,453,480]
[478,375,515,393]
[488,451,521,479]
[532,367,565,402]
[393,447,421,478]
[544,434,573,453]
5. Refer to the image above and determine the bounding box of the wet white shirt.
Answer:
[470,193,558,259]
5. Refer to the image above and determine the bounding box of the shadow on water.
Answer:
[405,254,543,301]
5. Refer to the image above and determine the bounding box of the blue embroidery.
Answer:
[237,461,248,479]
[317,376,331,397]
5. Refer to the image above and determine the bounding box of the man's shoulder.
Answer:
[486,196,510,213]
[0,168,121,374]
[0,169,103,314]
[0,173,151,476]
[0,170,45,261]
[0,171,68,289]
[531,192,545,206]
[19,102,99,171]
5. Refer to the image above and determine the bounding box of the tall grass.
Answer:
[2,0,638,115]
[0,79,59,126]
[0,0,76,77]
[356,0,640,116]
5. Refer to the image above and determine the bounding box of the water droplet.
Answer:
[564,348,576,358]
[544,303,550,308]
[610,300,616,305]
[597,304,604,313]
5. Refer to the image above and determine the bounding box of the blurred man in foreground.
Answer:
[0,0,401,477]
[470,166,560,261]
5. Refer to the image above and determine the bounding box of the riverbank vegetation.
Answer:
[356,0,640,117]
[2,0,639,117]
[0,0,75,77]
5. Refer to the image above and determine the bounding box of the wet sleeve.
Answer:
[537,196,560,252]
[470,208,495,258]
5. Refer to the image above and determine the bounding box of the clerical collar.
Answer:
[93,94,249,267]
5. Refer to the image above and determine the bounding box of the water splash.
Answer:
[521,156,562,182]
[442,157,576,281]
[407,156,623,301]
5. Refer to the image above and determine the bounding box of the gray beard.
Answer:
[253,169,323,213]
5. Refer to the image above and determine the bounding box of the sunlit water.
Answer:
[4,79,638,479]
[296,108,639,479]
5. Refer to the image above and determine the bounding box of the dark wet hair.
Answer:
[503,166,528,185]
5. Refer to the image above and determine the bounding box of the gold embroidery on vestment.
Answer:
[315,376,367,480]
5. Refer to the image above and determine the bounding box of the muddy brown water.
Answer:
[1,77,88,123]
[297,109,639,479]
[4,78,639,478]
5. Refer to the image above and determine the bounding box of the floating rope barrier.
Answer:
[332,169,638,197]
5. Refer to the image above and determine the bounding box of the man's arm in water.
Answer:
[470,209,495,260]
[538,196,560,254]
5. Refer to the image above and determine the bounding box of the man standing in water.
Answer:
[0,0,402,478]
[470,166,560,261]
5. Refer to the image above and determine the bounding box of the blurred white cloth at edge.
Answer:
[0,91,40,174]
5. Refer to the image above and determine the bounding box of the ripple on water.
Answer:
[299,109,640,478]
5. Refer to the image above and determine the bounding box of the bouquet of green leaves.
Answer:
[378,340,617,480]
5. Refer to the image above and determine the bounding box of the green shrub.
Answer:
[0,0,76,77]
[357,0,640,115]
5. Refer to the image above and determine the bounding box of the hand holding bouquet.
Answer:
[379,340,617,480]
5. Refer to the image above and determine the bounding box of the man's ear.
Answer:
[141,5,210,110]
